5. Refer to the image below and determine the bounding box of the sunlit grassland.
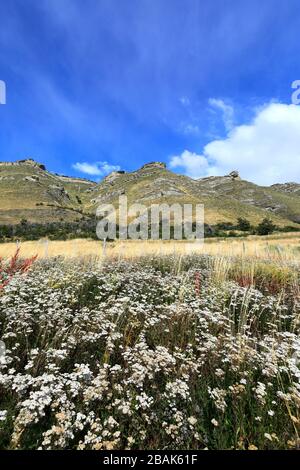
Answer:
[0,232,299,263]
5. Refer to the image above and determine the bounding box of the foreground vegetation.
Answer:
[0,247,299,450]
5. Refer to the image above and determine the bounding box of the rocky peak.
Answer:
[0,158,46,171]
[104,170,126,184]
[140,162,166,171]
[226,170,240,180]
[17,158,46,170]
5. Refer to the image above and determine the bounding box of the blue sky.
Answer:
[0,0,300,184]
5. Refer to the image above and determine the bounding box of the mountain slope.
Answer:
[194,175,300,223]
[0,159,299,227]
[87,162,300,226]
[0,159,96,223]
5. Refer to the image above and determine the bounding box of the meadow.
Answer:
[0,232,299,261]
[0,233,299,450]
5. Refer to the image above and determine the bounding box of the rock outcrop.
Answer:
[104,171,126,184]
[46,185,70,203]
[140,162,166,170]
[0,158,46,171]
[227,170,240,180]
[24,175,40,183]
[271,182,300,195]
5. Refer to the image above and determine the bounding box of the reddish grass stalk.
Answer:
[194,271,201,296]
[0,248,37,290]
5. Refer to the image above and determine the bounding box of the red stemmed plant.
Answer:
[0,248,37,290]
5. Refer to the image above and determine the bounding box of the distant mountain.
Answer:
[0,159,299,227]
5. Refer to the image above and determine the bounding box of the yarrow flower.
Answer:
[0,255,298,450]
[0,410,7,422]
[211,418,219,427]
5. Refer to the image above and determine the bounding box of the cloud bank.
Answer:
[170,103,300,185]
[72,161,120,177]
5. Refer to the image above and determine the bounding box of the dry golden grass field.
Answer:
[0,232,299,263]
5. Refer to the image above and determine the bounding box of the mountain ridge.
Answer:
[0,158,299,227]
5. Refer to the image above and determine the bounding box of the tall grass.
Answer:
[0,233,299,262]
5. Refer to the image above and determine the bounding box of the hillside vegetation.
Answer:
[0,159,299,228]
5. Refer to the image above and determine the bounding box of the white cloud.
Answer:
[72,161,121,177]
[169,150,209,178]
[169,103,300,185]
[209,98,234,131]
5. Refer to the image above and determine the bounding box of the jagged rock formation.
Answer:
[271,182,300,196]
[227,170,241,180]
[104,171,126,184]
[140,162,166,170]
[0,158,46,171]
[46,185,70,203]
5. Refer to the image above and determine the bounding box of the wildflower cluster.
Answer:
[0,255,299,450]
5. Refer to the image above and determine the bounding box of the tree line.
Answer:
[0,216,297,242]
